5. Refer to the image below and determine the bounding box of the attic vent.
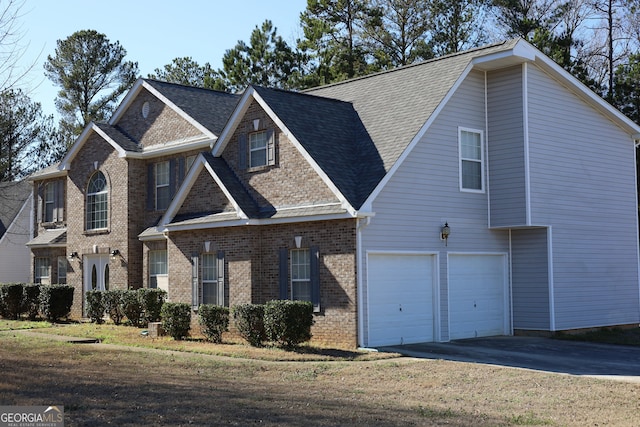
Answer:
[142,101,150,118]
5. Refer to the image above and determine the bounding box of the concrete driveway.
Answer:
[378,336,640,383]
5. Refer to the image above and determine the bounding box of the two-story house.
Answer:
[28,39,640,348]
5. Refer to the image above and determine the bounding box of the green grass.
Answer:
[0,319,52,331]
[554,327,640,346]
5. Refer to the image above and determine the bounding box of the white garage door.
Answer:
[449,254,508,340]
[367,254,435,347]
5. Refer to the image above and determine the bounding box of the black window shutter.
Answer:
[177,157,185,186]
[238,134,247,169]
[146,164,155,211]
[217,250,225,306]
[36,183,43,223]
[169,158,177,199]
[310,246,320,311]
[278,248,288,299]
[191,254,199,308]
[267,128,275,165]
[56,180,64,222]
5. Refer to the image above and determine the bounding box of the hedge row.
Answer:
[0,283,74,322]
[85,288,166,327]
[160,300,313,347]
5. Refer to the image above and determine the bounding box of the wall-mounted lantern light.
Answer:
[440,222,451,246]
[110,249,120,258]
[68,251,79,260]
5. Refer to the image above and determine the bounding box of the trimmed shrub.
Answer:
[139,288,167,325]
[85,290,105,324]
[264,300,314,348]
[160,302,191,340]
[198,305,229,343]
[23,284,41,320]
[232,304,266,347]
[0,283,23,319]
[103,290,124,325]
[120,289,144,327]
[39,284,74,322]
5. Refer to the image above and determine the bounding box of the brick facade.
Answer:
[168,219,358,348]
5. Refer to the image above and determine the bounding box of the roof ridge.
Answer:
[143,78,239,98]
[304,39,514,93]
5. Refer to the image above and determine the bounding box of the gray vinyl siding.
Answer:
[526,64,640,329]
[511,228,550,330]
[361,70,509,342]
[487,66,527,227]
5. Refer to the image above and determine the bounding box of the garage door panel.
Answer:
[449,255,507,340]
[368,254,435,346]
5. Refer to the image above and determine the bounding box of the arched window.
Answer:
[86,171,108,230]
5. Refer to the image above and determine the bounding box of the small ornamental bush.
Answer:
[39,284,74,322]
[85,290,105,324]
[23,284,41,320]
[103,290,124,325]
[264,300,314,348]
[139,288,167,325]
[232,304,266,347]
[120,289,144,327]
[160,302,191,340]
[0,283,24,319]
[198,304,229,343]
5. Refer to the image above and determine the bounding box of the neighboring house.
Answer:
[27,38,640,348]
[0,180,32,283]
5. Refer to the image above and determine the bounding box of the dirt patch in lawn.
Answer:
[1,333,638,426]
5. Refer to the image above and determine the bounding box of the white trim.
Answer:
[125,136,213,159]
[0,194,32,247]
[111,80,217,140]
[547,227,556,331]
[522,63,532,226]
[458,126,485,193]
[361,62,476,211]
[211,87,358,216]
[60,123,127,170]
[484,71,491,226]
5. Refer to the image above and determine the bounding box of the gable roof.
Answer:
[0,180,30,240]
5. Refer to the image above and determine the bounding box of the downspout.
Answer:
[356,213,373,349]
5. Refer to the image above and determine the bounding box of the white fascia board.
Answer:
[59,122,127,169]
[251,91,358,216]
[201,160,249,219]
[27,168,66,181]
[360,62,476,212]
[211,87,255,155]
[522,41,640,136]
[158,153,208,227]
[108,78,146,124]
[162,212,355,233]
[124,136,214,159]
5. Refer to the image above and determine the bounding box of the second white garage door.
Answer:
[448,254,509,340]
[367,253,436,347]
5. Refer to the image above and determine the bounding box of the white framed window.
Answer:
[34,257,50,284]
[57,256,67,284]
[86,171,108,230]
[459,127,484,192]
[290,249,311,302]
[155,161,170,210]
[44,182,55,222]
[202,253,221,305]
[149,249,167,289]
[249,131,268,168]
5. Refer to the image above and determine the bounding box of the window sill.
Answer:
[83,228,110,236]
[247,164,275,173]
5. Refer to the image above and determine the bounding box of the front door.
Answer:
[83,254,110,315]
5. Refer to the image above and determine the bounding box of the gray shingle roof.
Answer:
[201,152,259,217]
[0,180,30,239]
[26,228,66,247]
[94,122,141,152]
[144,79,241,136]
[305,39,520,201]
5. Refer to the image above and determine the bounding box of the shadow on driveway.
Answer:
[378,336,640,382]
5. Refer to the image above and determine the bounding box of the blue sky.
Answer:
[18,0,307,118]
